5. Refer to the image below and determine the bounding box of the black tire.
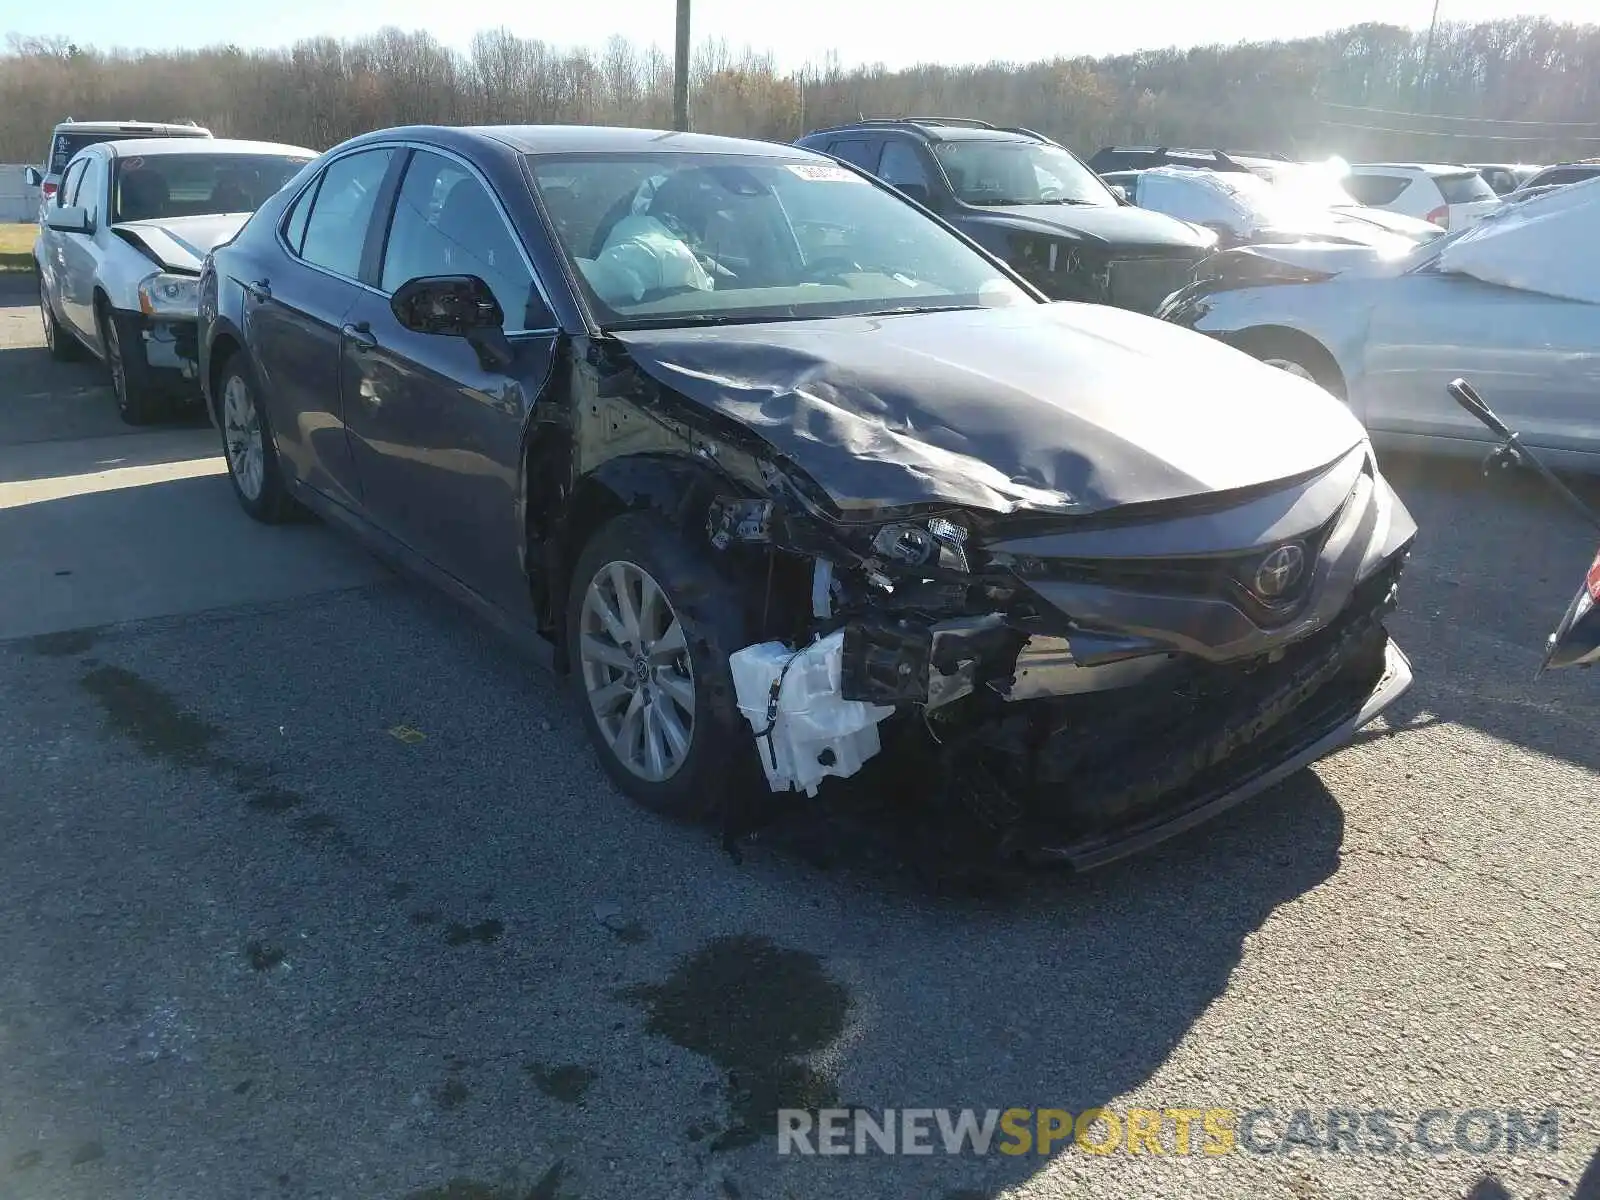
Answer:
[565,512,760,821]
[40,276,82,362]
[99,304,167,425]
[215,352,296,524]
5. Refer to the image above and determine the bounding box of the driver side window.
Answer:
[878,141,933,195]
[58,158,87,208]
[379,150,543,333]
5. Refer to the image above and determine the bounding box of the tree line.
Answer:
[3,17,1599,166]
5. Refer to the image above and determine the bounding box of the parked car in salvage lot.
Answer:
[34,136,318,423]
[22,116,212,216]
[198,124,1416,870]
[793,118,1218,313]
[1156,175,1600,472]
[1099,166,1428,253]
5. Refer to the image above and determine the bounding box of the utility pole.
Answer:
[1416,0,1442,112]
[673,0,691,132]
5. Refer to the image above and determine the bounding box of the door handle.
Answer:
[342,321,378,352]
[244,277,271,303]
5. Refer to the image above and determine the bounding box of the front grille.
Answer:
[1032,510,1343,623]
[1107,256,1199,313]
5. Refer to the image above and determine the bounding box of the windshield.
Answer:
[931,139,1116,207]
[112,152,314,222]
[529,153,1033,329]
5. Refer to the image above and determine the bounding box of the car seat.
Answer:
[119,170,170,221]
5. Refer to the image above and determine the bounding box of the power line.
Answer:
[1322,119,1600,142]
[1323,101,1600,128]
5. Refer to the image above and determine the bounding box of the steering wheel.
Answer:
[800,255,863,283]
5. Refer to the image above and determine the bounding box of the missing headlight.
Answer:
[872,523,936,566]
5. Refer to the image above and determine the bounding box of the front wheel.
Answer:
[100,306,166,425]
[217,355,296,523]
[566,513,759,820]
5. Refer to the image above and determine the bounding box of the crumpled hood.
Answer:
[1250,215,1417,254]
[1200,240,1418,285]
[960,203,1215,253]
[112,213,250,273]
[614,302,1367,516]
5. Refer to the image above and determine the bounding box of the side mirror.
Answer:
[391,274,503,335]
[391,274,514,370]
[46,206,89,234]
[1109,184,1129,203]
[895,182,931,207]
[23,166,42,187]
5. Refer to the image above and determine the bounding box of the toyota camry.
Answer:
[198,124,1416,869]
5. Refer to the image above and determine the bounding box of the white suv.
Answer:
[23,118,211,214]
[1344,163,1502,231]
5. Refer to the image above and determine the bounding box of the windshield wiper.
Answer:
[604,312,789,331]
[855,304,984,318]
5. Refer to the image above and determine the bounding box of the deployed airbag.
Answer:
[1436,175,1600,305]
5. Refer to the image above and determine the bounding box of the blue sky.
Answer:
[7,0,1595,68]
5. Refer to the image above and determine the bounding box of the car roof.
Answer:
[800,118,1043,145]
[96,137,318,158]
[446,124,813,158]
[1352,163,1478,176]
[54,120,209,134]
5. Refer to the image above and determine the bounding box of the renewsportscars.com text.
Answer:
[777,1107,1562,1157]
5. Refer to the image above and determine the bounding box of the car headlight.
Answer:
[137,272,200,318]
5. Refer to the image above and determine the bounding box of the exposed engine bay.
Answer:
[703,440,1414,868]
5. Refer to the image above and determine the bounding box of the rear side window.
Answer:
[1531,166,1600,188]
[281,178,317,255]
[1345,173,1409,206]
[298,148,396,278]
[1436,172,1497,203]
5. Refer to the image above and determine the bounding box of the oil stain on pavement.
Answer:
[618,933,851,1151]
[523,1061,597,1104]
[403,1160,572,1200]
[79,664,220,767]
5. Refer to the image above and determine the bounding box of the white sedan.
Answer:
[35,136,316,423]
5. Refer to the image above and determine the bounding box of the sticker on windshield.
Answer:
[787,163,865,183]
[123,157,145,171]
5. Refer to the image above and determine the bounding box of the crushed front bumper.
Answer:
[1027,637,1411,870]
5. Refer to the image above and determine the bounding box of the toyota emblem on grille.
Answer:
[1252,543,1307,600]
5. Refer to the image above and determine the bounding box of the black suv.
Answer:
[794,118,1216,313]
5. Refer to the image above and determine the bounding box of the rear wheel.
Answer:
[40,276,81,362]
[217,355,296,523]
[566,513,758,821]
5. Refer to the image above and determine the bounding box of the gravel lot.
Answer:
[0,276,1595,1200]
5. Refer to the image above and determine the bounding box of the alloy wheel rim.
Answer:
[105,319,126,407]
[578,560,695,783]
[1263,357,1317,384]
[222,374,265,501]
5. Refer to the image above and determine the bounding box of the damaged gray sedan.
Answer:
[200,125,1416,869]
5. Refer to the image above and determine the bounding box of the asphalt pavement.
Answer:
[0,276,1595,1200]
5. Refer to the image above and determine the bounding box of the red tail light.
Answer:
[41,181,57,199]
[1425,204,1449,229]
